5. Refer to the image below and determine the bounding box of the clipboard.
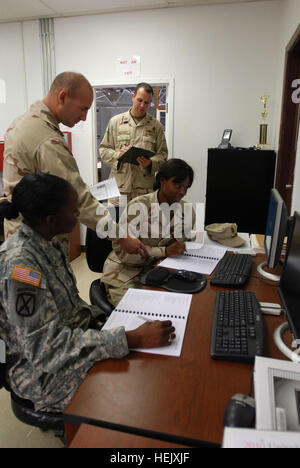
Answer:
[117,146,155,169]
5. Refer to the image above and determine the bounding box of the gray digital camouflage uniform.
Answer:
[3,101,111,251]
[100,110,168,205]
[101,191,195,306]
[0,222,129,413]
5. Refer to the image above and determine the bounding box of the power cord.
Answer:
[274,322,300,363]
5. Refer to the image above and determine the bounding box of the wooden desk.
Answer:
[64,255,289,447]
[69,424,191,448]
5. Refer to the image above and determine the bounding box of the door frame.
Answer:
[91,78,174,184]
[276,23,300,215]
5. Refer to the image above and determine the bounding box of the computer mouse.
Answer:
[223,394,256,428]
[174,270,203,282]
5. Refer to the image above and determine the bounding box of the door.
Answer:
[276,24,300,215]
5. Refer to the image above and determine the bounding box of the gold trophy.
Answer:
[257,95,270,148]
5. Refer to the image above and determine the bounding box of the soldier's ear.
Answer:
[57,89,68,107]
[45,214,57,229]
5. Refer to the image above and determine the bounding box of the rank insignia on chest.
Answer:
[11,265,42,287]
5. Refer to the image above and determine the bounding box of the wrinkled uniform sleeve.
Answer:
[100,117,168,176]
[1,253,129,382]
[37,139,112,232]
[148,122,168,175]
[99,119,120,171]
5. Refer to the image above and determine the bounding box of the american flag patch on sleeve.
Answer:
[11,265,42,287]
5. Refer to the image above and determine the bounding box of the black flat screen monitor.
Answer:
[279,212,300,343]
[257,189,288,281]
[264,189,288,269]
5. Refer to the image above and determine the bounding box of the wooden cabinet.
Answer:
[0,141,4,170]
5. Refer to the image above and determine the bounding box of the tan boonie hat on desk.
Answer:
[205,223,245,248]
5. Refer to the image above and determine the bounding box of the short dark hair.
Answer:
[153,159,194,191]
[0,173,73,225]
[50,72,92,97]
[134,82,154,96]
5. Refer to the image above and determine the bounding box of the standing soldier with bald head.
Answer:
[3,72,147,257]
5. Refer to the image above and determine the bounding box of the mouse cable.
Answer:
[247,371,254,397]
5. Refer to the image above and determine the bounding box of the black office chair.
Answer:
[0,350,64,435]
[85,227,114,316]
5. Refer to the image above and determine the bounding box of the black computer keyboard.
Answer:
[210,253,253,287]
[210,290,265,363]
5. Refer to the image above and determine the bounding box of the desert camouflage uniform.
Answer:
[0,222,129,413]
[100,110,168,205]
[3,101,112,253]
[101,191,195,306]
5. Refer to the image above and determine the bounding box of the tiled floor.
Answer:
[0,252,99,448]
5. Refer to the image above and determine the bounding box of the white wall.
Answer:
[0,21,43,138]
[22,21,43,106]
[0,22,26,137]
[54,0,282,207]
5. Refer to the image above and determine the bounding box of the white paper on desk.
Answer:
[102,288,192,357]
[89,178,120,201]
[185,241,204,250]
[254,356,300,432]
[222,427,300,448]
[159,244,227,275]
[250,234,265,254]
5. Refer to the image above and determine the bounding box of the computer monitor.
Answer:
[257,188,288,281]
[279,212,300,344]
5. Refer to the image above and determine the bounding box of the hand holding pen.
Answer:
[125,317,176,348]
[166,239,185,257]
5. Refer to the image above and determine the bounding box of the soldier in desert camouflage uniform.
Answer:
[102,159,195,307]
[0,173,175,413]
[3,72,147,258]
[100,83,168,206]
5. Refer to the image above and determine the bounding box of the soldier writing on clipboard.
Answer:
[100,82,168,208]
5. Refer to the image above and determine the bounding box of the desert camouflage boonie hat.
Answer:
[205,223,245,247]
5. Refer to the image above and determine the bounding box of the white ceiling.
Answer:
[0,0,277,24]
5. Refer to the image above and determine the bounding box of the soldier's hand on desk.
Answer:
[126,321,176,349]
[166,239,185,257]
[118,236,148,257]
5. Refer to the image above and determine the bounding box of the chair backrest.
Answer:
[85,228,112,273]
[0,197,7,240]
[85,204,120,273]
[0,362,5,389]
